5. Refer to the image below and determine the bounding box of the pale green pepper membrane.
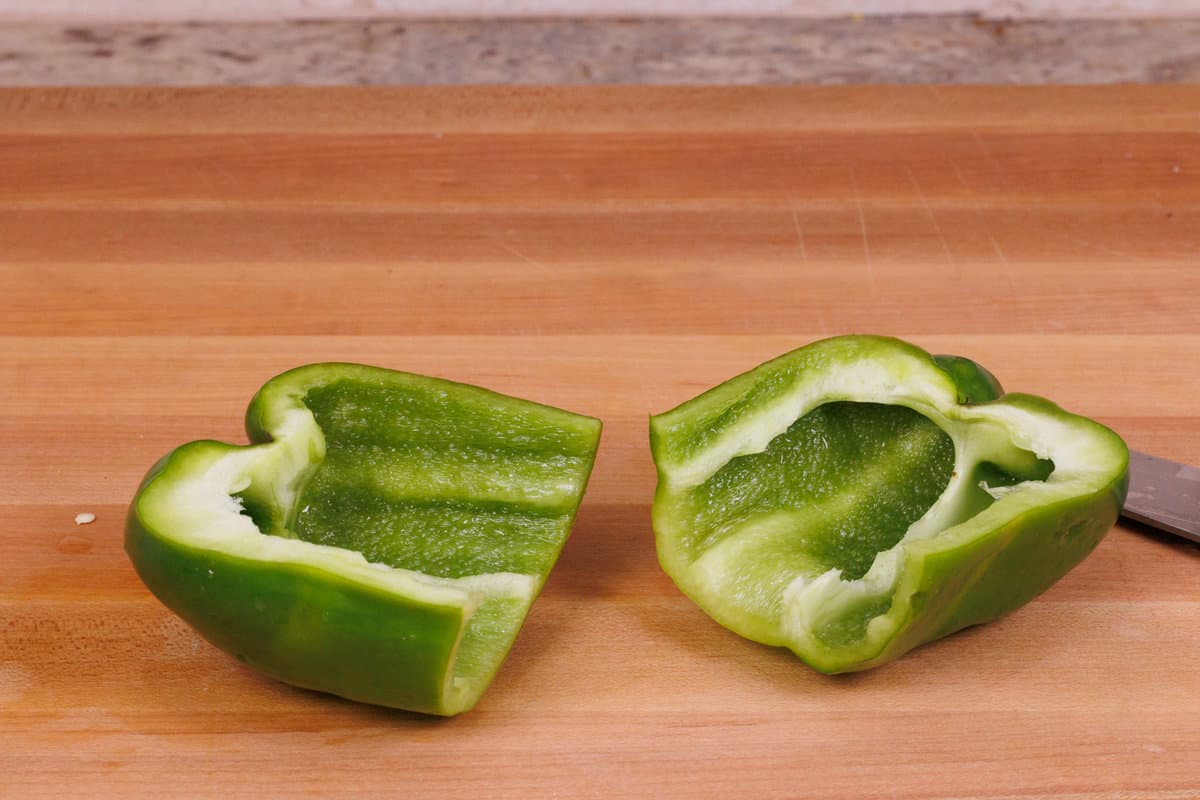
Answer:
[650,336,1128,673]
[127,364,601,715]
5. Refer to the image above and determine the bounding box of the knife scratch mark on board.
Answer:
[905,165,955,275]
[499,241,552,277]
[849,167,875,296]
[787,201,809,263]
[952,163,970,191]
[987,231,1016,289]
[953,159,1043,333]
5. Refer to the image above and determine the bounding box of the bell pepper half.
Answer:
[650,335,1128,673]
[127,364,601,715]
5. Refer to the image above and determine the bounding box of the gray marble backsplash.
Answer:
[1,16,1197,85]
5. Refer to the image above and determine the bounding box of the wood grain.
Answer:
[1,87,1197,800]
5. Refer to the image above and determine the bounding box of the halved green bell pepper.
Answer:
[650,335,1128,673]
[127,364,601,715]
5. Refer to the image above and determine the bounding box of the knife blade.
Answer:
[1121,450,1200,544]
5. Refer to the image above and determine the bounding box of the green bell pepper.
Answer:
[127,364,601,715]
[650,335,1128,673]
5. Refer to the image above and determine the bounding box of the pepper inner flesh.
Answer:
[231,375,598,705]
[288,379,590,578]
[671,401,1053,635]
[233,379,591,577]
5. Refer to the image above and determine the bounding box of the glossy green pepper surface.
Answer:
[650,335,1128,673]
[127,364,601,715]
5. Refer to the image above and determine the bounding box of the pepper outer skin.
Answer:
[650,335,1128,674]
[127,364,601,715]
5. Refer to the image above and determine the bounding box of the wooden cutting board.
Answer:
[2,87,1198,799]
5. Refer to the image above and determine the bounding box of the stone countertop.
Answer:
[0,16,1198,85]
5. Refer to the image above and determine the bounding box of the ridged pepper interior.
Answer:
[231,372,599,708]
[291,379,591,579]
[666,401,1052,636]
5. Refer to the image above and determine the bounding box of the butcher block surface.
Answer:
[2,87,1198,799]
